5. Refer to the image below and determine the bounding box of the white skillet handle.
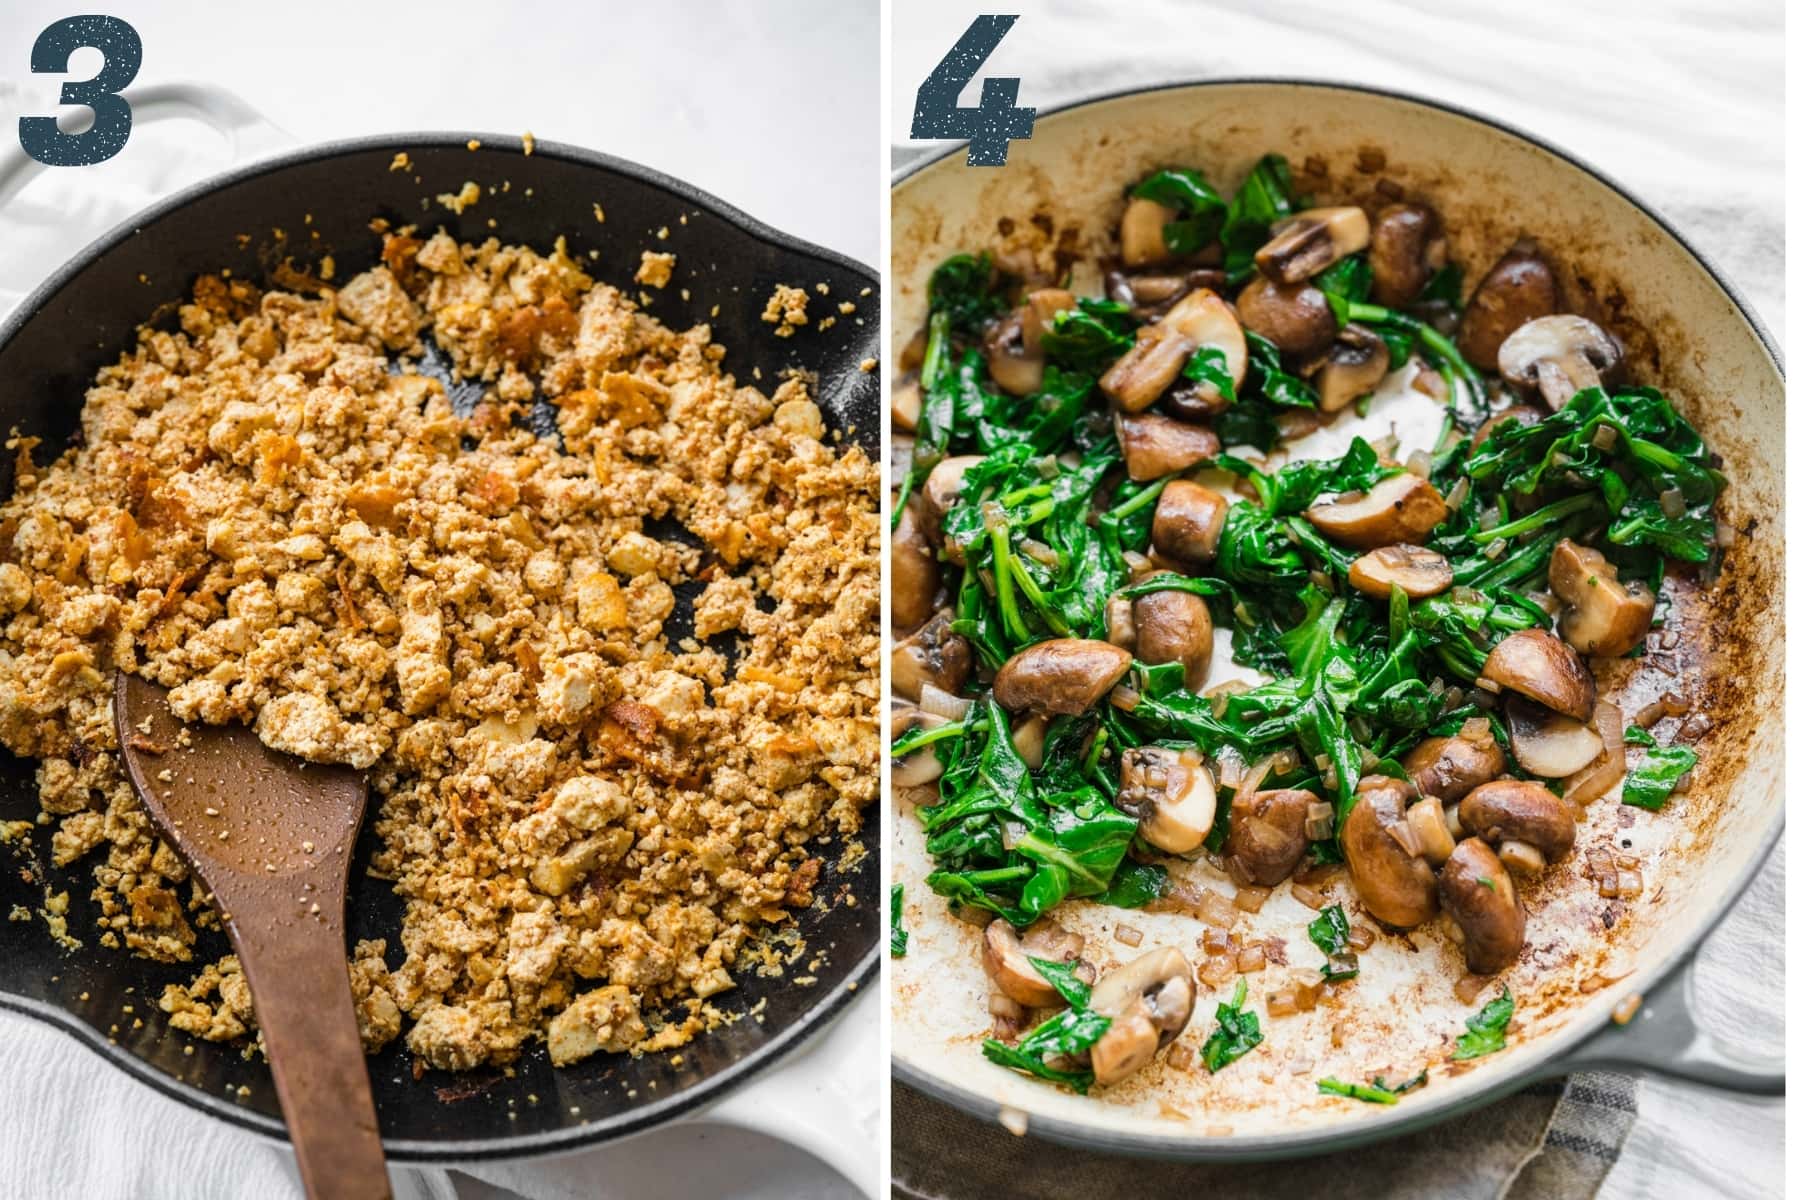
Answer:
[699,991,881,1198]
[1540,948,1783,1095]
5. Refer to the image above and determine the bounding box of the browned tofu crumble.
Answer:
[0,231,878,1070]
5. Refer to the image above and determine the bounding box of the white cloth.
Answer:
[0,1,877,1196]
[891,2,1784,1198]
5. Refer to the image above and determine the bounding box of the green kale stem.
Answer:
[1469,493,1599,545]
[1006,555,1073,637]
[1108,474,1174,523]
[987,518,1034,646]
[1343,300,1485,416]
[891,716,973,757]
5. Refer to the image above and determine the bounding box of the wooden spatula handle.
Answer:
[228,909,390,1200]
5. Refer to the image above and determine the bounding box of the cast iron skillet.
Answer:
[0,133,880,1161]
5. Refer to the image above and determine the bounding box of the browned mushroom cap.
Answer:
[1107,268,1230,322]
[1470,405,1544,451]
[891,704,947,788]
[1304,472,1449,550]
[1314,324,1391,414]
[983,310,1045,397]
[1440,839,1525,975]
[892,610,972,703]
[983,919,1063,1008]
[993,639,1133,716]
[1224,787,1310,886]
[1151,480,1231,568]
[892,501,939,634]
[1402,727,1504,802]
[1236,275,1337,358]
[1456,239,1560,371]
[1115,412,1221,483]
[1498,316,1623,410]
[1131,584,1214,693]
[1461,779,1576,866]
[1020,288,1077,351]
[1347,544,1453,599]
[1120,197,1178,268]
[1369,203,1448,307]
[1117,745,1217,855]
[1255,207,1371,284]
[1163,289,1247,403]
[1505,694,1602,779]
[1341,777,1438,928]
[1479,628,1596,721]
[1547,538,1655,657]
[1088,947,1196,1086]
[892,371,922,432]
[921,454,982,533]
[1099,325,1195,413]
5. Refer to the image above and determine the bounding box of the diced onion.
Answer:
[1233,885,1272,913]
[1114,923,1143,947]
[1405,450,1433,478]
[1659,487,1687,518]
[1291,883,1328,911]
[1200,955,1236,986]
[1237,946,1267,973]
[1110,686,1140,712]
[1304,802,1335,842]
[1268,989,1299,1017]
[1296,978,1325,1011]
[1346,925,1375,952]
[1446,476,1471,511]
[1197,888,1239,928]
[1591,423,1618,450]
[918,682,972,721]
[1454,974,1490,1004]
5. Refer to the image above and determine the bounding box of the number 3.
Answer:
[911,15,1036,167]
[18,15,143,167]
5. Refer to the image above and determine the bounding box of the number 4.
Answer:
[911,15,1036,167]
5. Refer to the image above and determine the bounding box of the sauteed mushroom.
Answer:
[1440,839,1525,974]
[1021,288,1077,348]
[1151,480,1230,568]
[983,310,1045,397]
[891,705,947,788]
[892,610,972,703]
[983,919,1091,1008]
[921,455,981,528]
[1469,405,1543,451]
[892,502,939,634]
[1563,700,1627,806]
[1497,315,1623,410]
[1369,203,1448,307]
[1120,196,1178,267]
[1460,779,1576,872]
[1088,947,1197,1086]
[1402,727,1503,801]
[892,372,921,432]
[1456,239,1560,371]
[1314,324,1391,413]
[1255,206,1371,284]
[1101,290,1247,412]
[1224,787,1310,885]
[1347,544,1453,599]
[1107,268,1229,320]
[1304,472,1449,550]
[1479,628,1596,721]
[1505,694,1602,779]
[993,639,1133,716]
[1236,275,1337,357]
[1132,584,1214,691]
[1115,412,1221,483]
[1341,777,1437,928]
[1547,538,1654,657]
[1117,745,1217,855]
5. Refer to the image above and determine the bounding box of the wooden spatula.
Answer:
[114,673,391,1200]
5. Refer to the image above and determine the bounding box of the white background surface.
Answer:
[891,2,1785,1198]
[0,2,878,1198]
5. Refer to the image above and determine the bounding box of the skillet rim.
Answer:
[889,75,1786,1159]
[0,129,882,1164]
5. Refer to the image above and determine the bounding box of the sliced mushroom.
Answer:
[1117,745,1217,855]
[1341,777,1438,928]
[1255,207,1371,284]
[1505,694,1602,779]
[1162,289,1247,404]
[1120,197,1178,268]
[1314,324,1391,413]
[892,501,939,634]
[1440,839,1525,974]
[1402,728,1503,802]
[892,372,922,432]
[921,455,981,530]
[1547,538,1655,657]
[992,639,1133,716]
[1563,700,1627,806]
[891,705,947,788]
[1020,288,1077,351]
[1106,267,1229,320]
[1460,779,1576,866]
[1406,795,1457,866]
[983,920,1064,1008]
[1012,714,1049,770]
[1088,947,1197,1086]
[1369,203,1448,307]
[1115,412,1221,483]
[1456,239,1560,371]
[1304,472,1449,550]
[1497,315,1623,410]
[1236,276,1337,358]
[983,310,1045,397]
[1347,544,1453,599]
[1479,628,1596,721]
[1132,584,1214,691]
[1150,480,1230,568]
[892,610,972,703]
[1469,405,1543,451]
[1098,325,1197,413]
[1104,593,1135,648]
[1224,788,1310,885]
